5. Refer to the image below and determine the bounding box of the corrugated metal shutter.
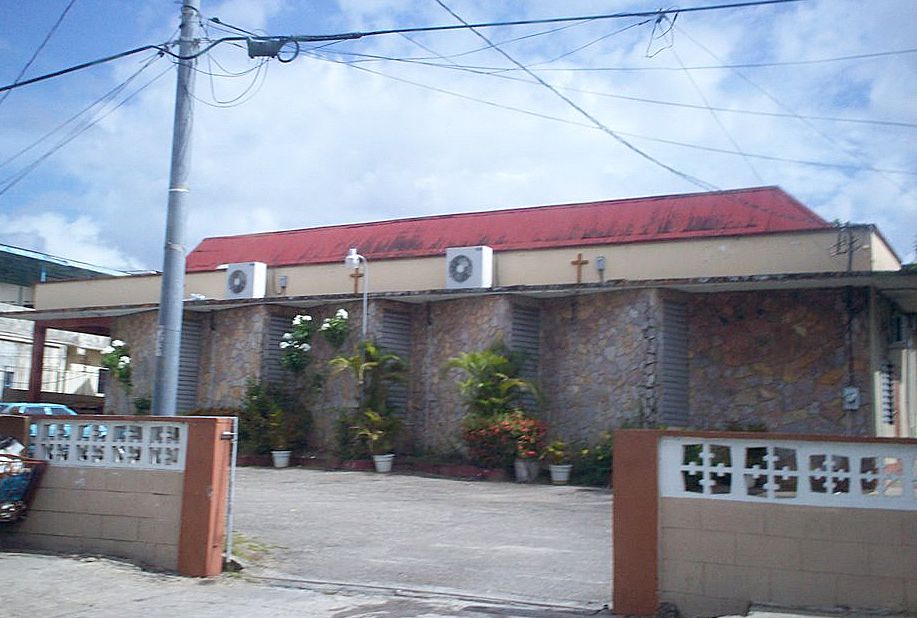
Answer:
[659,301,689,426]
[511,304,541,411]
[176,319,202,413]
[379,309,412,414]
[262,315,291,385]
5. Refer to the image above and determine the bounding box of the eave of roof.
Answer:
[10,270,915,323]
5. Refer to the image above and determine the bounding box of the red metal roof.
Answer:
[185,186,829,272]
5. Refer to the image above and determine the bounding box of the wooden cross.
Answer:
[350,268,364,294]
[570,253,589,284]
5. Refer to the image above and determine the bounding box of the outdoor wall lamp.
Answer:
[344,247,369,338]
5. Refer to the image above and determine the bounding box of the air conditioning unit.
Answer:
[225,262,267,299]
[445,246,493,289]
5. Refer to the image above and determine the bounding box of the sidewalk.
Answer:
[0,552,606,617]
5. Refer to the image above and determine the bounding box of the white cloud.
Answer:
[0,212,145,271]
[1,0,914,269]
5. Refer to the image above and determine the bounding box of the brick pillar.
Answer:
[613,430,661,614]
[177,417,233,576]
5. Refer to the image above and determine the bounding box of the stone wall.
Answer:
[687,289,871,434]
[541,290,658,443]
[410,296,514,454]
[104,310,158,414]
[196,305,269,408]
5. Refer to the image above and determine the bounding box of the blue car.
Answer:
[0,403,78,417]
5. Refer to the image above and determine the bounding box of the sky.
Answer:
[0,0,915,271]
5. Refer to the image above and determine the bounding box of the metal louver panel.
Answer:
[511,305,541,411]
[659,301,689,426]
[263,315,291,385]
[379,309,412,414]
[176,319,202,413]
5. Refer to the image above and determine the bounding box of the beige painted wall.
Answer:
[32,228,899,311]
[1,467,183,571]
[658,497,917,616]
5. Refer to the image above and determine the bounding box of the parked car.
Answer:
[0,403,78,416]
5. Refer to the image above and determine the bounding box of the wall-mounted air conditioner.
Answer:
[225,262,267,299]
[445,246,493,289]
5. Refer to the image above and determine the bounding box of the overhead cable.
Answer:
[430,0,717,191]
[0,0,78,107]
[1,0,807,94]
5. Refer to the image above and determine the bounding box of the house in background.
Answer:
[0,244,125,410]
[8,187,917,450]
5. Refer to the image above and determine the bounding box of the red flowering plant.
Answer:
[462,410,546,469]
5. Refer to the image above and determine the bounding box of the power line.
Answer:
[0,56,162,171]
[431,0,717,192]
[307,53,917,178]
[676,24,912,195]
[1,0,808,94]
[669,44,763,182]
[0,58,172,197]
[0,44,170,94]
[515,47,917,72]
[308,45,917,130]
[0,0,78,108]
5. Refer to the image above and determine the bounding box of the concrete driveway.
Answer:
[231,468,612,608]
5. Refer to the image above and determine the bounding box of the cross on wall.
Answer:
[570,253,589,284]
[350,268,364,294]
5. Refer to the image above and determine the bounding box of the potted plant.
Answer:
[353,409,396,472]
[267,403,292,468]
[510,412,546,483]
[542,439,573,485]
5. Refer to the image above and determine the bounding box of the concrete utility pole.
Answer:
[152,0,200,416]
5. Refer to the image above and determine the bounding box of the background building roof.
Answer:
[186,186,829,272]
[0,244,127,286]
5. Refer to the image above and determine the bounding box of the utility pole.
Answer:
[152,0,200,416]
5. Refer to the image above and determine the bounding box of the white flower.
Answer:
[292,315,303,326]
[297,343,311,352]
[303,315,312,321]
[102,346,115,355]
[320,321,330,331]
[279,341,290,349]
[117,356,131,368]
[282,332,292,340]
[335,308,348,319]
[111,340,125,348]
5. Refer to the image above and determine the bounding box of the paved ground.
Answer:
[0,552,608,617]
[231,468,613,608]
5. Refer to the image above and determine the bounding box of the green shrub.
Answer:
[570,431,614,487]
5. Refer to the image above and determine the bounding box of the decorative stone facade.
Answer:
[195,305,270,407]
[103,285,886,451]
[103,310,158,414]
[687,289,872,434]
[408,296,513,453]
[541,290,659,442]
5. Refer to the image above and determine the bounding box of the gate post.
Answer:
[613,430,661,614]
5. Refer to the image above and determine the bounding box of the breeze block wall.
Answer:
[613,430,917,617]
[0,415,232,576]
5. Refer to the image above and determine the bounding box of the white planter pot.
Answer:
[271,450,292,468]
[514,458,540,483]
[373,453,395,473]
[549,464,573,485]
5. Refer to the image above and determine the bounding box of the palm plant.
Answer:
[445,344,536,419]
[329,340,405,413]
